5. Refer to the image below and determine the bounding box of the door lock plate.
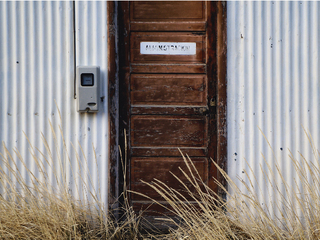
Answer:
[210,98,216,107]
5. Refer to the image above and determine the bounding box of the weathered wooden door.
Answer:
[116,1,227,216]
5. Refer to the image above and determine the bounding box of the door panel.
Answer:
[131,74,207,105]
[118,1,218,216]
[131,116,207,147]
[130,1,206,31]
[131,1,204,20]
[131,157,208,201]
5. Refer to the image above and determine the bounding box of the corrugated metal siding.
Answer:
[227,1,320,218]
[74,1,108,205]
[0,2,108,206]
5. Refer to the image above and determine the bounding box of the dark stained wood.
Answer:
[131,116,207,147]
[216,2,228,197]
[131,158,207,183]
[131,63,206,74]
[118,1,131,209]
[131,1,204,20]
[131,23,206,32]
[131,32,205,64]
[131,157,208,200]
[131,147,207,157]
[131,106,207,116]
[131,74,207,106]
[130,1,206,31]
[107,1,118,208]
[132,201,191,216]
[127,1,214,215]
[132,183,205,201]
[206,1,218,193]
[132,201,208,218]
[110,1,228,222]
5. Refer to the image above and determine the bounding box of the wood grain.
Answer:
[112,1,228,220]
[130,23,206,32]
[131,1,204,20]
[131,116,207,147]
[131,157,208,200]
[131,147,207,157]
[130,1,206,32]
[131,74,207,106]
[131,106,207,116]
[131,63,206,74]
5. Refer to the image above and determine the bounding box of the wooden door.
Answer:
[115,1,227,217]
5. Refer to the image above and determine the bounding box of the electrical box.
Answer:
[76,66,100,112]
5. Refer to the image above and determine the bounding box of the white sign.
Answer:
[140,42,196,55]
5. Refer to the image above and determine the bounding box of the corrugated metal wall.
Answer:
[73,0,108,206]
[227,1,320,218]
[2,0,320,219]
[0,1,108,206]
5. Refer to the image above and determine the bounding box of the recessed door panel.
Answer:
[131,74,207,106]
[131,157,208,201]
[131,1,204,20]
[131,116,207,147]
[130,1,206,31]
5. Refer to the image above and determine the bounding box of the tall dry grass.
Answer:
[0,108,142,239]
[1,106,320,240]
[136,131,320,240]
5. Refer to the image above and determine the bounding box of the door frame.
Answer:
[107,1,227,208]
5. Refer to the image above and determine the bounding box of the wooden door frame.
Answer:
[107,1,227,208]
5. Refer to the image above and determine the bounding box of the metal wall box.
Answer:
[76,66,100,112]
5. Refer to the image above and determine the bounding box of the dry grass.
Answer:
[138,131,320,240]
[0,109,142,239]
[1,108,320,239]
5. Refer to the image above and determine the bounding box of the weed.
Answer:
[0,110,142,239]
[1,108,320,239]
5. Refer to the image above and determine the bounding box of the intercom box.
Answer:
[76,66,100,112]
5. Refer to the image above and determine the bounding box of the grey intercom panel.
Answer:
[76,66,100,112]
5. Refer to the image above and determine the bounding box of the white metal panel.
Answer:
[227,1,320,220]
[74,1,108,206]
[0,2,108,207]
